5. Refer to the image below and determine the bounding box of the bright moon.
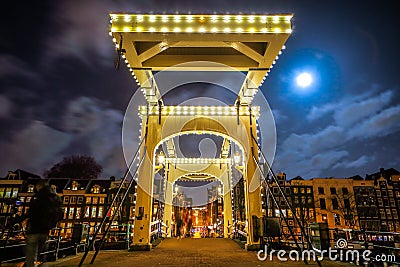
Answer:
[296,72,313,88]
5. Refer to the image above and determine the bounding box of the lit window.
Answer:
[93,185,100,194]
[76,207,81,219]
[334,213,341,225]
[72,181,79,190]
[98,207,103,218]
[28,185,35,193]
[91,207,97,218]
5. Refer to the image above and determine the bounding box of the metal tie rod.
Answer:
[78,137,145,267]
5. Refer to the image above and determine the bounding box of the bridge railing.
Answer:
[0,226,78,264]
[150,220,167,239]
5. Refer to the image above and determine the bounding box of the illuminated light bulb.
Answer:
[108,31,113,36]
[149,15,156,22]
[111,14,117,20]
[123,27,130,32]
[162,15,168,22]
[285,16,292,22]
[173,27,181,32]
[223,27,231,33]
[174,15,181,22]
[211,15,218,22]
[122,54,126,59]
[161,27,168,32]
[112,37,117,42]
[186,27,193,32]
[286,29,292,33]
[274,28,281,33]
[199,16,205,21]
[149,27,155,32]
[249,28,255,33]
[124,15,131,22]
[199,27,206,33]
[236,15,243,23]
[262,28,268,33]
[136,27,143,32]
[187,15,193,22]
[127,64,131,68]
[111,27,117,32]
[282,45,286,50]
[272,60,276,64]
[248,15,255,23]
[211,27,218,33]
[137,15,144,22]
[261,16,267,23]
[115,43,119,49]
[223,15,230,23]
[273,17,279,24]
[236,27,243,33]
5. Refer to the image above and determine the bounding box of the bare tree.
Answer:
[328,190,358,229]
[44,155,103,179]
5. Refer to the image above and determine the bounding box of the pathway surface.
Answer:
[5,238,355,267]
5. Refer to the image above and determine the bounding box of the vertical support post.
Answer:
[131,116,160,251]
[163,171,173,237]
[244,112,262,250]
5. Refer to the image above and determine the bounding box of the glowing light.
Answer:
[136,27,143,32]
[236,27,243,33]
[149,27,155,32]
[248,16,255,23]
[236,15,243,23]
[286,29,292,33]
[162,15,168,22]
[187,15,193,22]
[124,15,131,22]
[273,17,279,24]
[211,27,218,33]
[249,28,255,33]
[296,72,313,88]
[223,15,230,23]
[161,27,168,32]
[274,28,281,33]
[123,27,130,32]
[261,16,267,23]
[174,15,181,22]
[173,27,181,32]
[137,15,144,22]
[199,27,206,33]
[149,15,156,22]
[223,27,231,33]
[111,27,117,32]
[186,27,193,32]
[211,15,218,22]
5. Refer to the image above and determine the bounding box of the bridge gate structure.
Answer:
[110,13,293,251]
[79,13,319,267]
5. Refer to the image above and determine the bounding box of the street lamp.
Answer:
[234,151,241,165]
[154,151,165,173]
[234,151,244,174]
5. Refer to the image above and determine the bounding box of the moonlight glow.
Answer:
[296,72,313,88]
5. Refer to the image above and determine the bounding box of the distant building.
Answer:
[0,170,40,234]
[366,168,400,232]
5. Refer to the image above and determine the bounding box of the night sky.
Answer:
[1,0,399,180]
